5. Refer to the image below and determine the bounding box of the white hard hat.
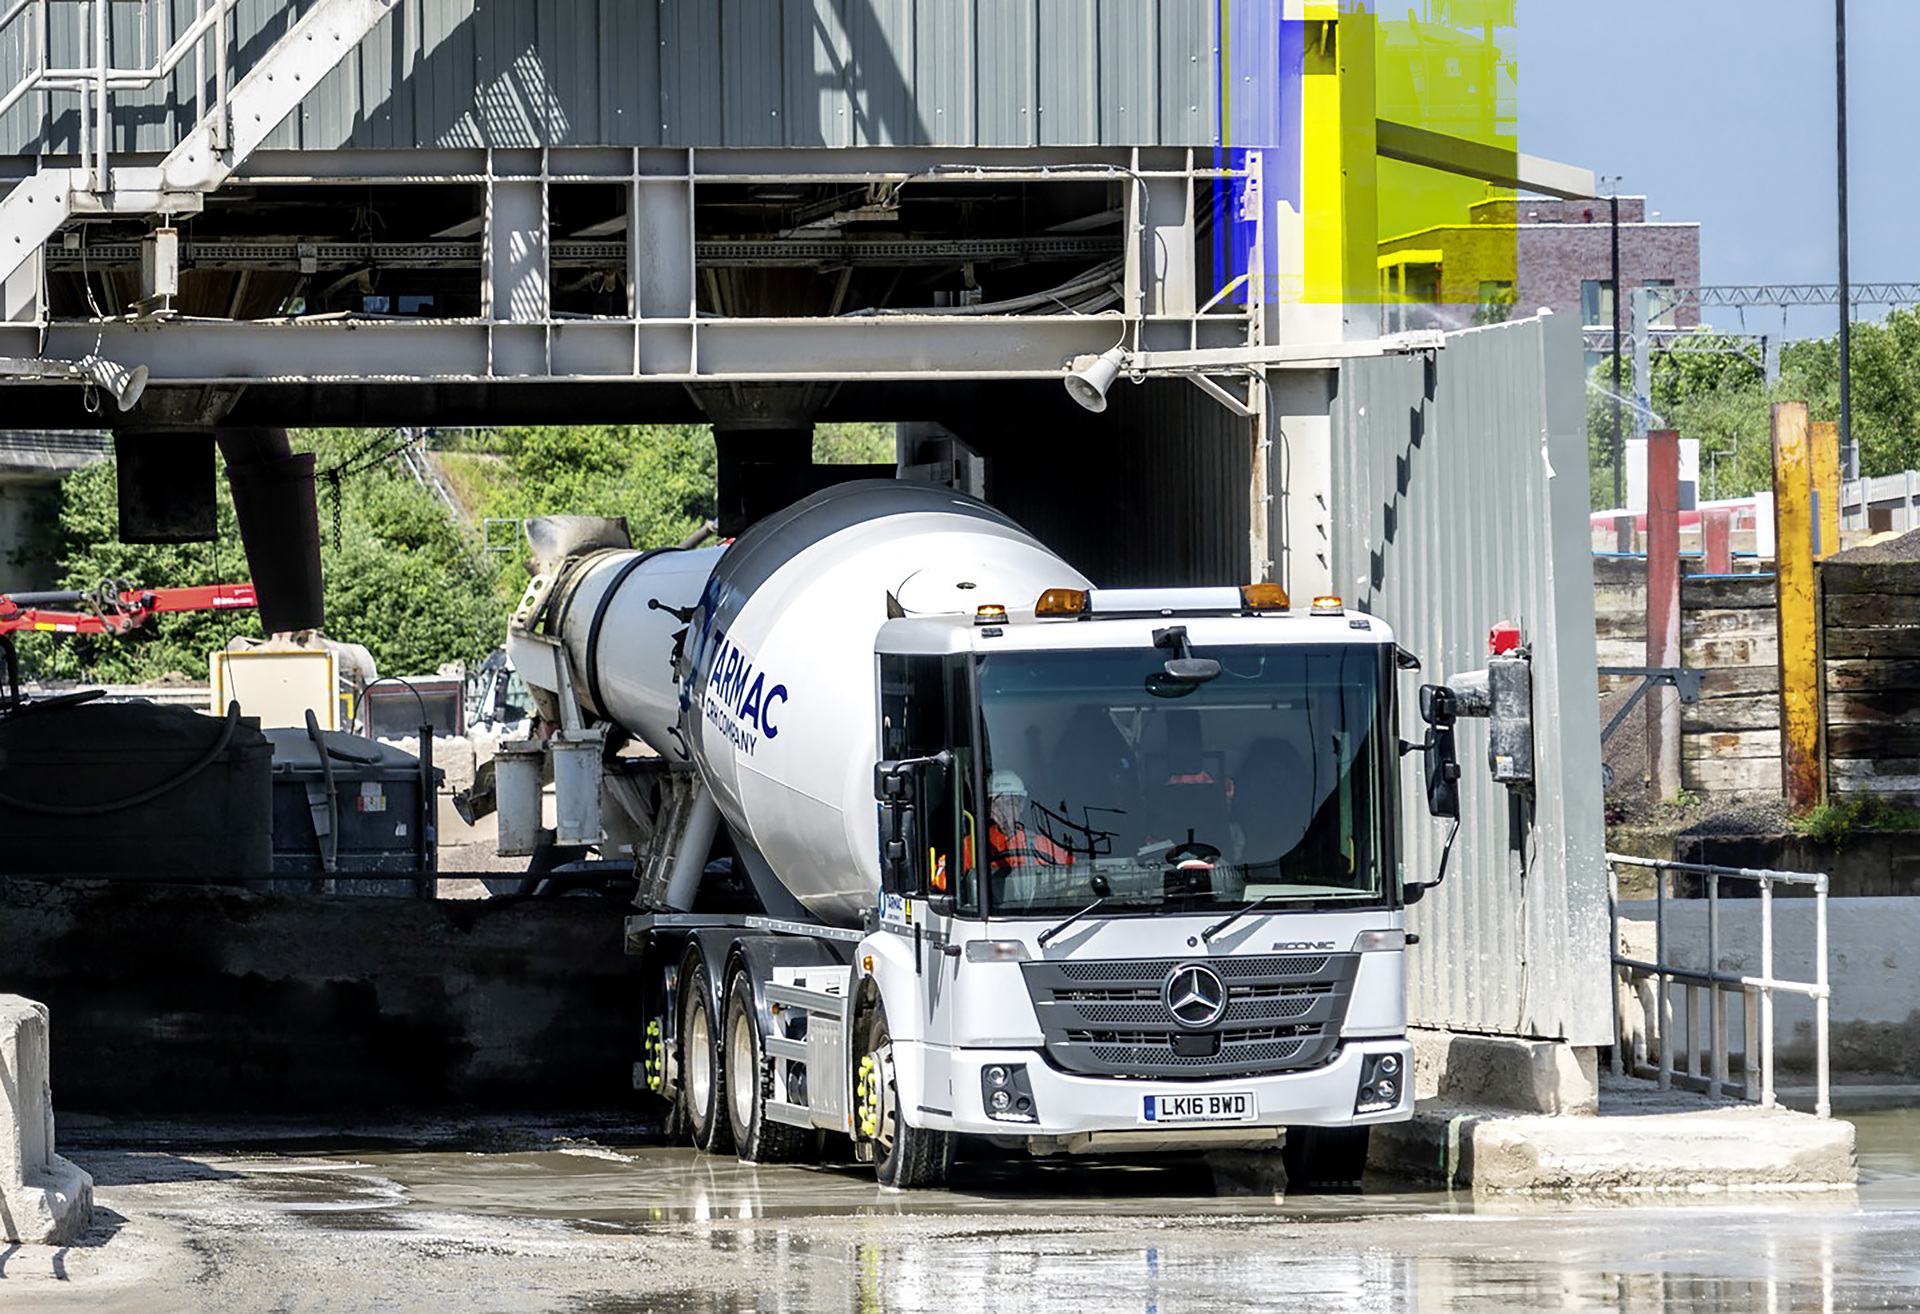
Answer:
[988,769,1026,797]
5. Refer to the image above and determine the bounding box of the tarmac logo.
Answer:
[702,629,788,757]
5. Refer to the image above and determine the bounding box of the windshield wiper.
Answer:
[1201,894,1285,944]
[1037,897,1109,948]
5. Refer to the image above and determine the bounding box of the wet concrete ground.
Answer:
[5,1103,1918,1312]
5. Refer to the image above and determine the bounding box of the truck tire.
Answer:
[680,959,734,1155]
[856,1006,953,1189]
[1281,1125,1370,1193]
[723,971,813,1163]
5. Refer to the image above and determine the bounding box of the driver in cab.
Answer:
[986,770,1070,872]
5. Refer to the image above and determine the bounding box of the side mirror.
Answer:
[874,753,949,896]
[1419,684,1462,821]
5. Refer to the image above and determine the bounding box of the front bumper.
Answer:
[926,1038,1413,1139]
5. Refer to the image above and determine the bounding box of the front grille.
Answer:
[1021,953,1360,1079]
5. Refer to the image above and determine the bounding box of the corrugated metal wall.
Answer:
[2,0,1223,154]
[1331,314,1612,1045]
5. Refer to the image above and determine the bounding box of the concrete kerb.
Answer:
[0,995,93,1244]
[1374,1080,1857,1195]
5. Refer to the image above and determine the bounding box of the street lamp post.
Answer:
[1837,0,1854,498]
[1612,191,1624,517]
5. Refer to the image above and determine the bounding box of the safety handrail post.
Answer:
[1708,869,1726,1096]
[1655,863,1672,1089]
[1815,873,1830,1118]
[1608,859,1625,1078]
[1759,875,1775,1108]
[93,0,108,188]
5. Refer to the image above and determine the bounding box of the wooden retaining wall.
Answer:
[1680,574,1781,799]
[1823,559,1920,806]
[1593,559,1781,803]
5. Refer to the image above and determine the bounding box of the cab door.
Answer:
[876,652,975,1123]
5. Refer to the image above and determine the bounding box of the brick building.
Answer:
[1378,194,1700,344]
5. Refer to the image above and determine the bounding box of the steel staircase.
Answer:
[0,0,395,297]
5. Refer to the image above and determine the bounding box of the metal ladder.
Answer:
[0,0,395,298]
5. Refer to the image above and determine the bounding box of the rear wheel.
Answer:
[724,970,813,1162]
[1281,1125,1370,1193]
[680,959,734,1154]
[855,1005,953,1189]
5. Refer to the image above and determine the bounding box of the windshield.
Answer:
[975,643,1394,917]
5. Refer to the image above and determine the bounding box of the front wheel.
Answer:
[855,1005,953,1189]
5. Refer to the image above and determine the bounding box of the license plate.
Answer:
[1140,1090,1257,1124]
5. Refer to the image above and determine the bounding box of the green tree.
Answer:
[1778,309,1920,477]
[18,430,504,684]
[480,424,716,548]
[813,422,895,465]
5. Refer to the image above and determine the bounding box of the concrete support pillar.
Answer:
[1703,508,1733,575]
[0,996,92,1244]
[217,427,324,635]
[1646,429,1681,802]
[1772,402,1822,809]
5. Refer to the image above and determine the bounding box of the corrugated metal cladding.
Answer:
[964,378,1250,589]
[1,0,1223,154]
[1330,314,1611,1045]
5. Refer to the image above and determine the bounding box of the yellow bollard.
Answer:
[1772,402,1822,808]
[1811,420,1841,559]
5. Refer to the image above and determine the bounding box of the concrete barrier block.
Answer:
[1470,1105,1857,1193]
[0,995,93,1244]
[1374,1099,1856,1194]
[1411,1028,1599,1114]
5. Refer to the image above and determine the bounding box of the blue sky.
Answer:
[1516,0,1918,336]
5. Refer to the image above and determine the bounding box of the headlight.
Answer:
[964,940,1033,963]
[980,1063,1037,1123]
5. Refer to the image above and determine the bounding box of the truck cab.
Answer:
[855,585,1416,1182]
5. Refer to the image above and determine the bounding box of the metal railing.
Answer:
[1607,853,1830,1118]
[1,0,236,188]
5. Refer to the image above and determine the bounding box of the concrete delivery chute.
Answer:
[487,480,1502,1189]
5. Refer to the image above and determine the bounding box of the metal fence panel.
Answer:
[1331,313,1611,1044]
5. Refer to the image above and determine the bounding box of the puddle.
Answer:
[343,1140,1458,1228]
[1849,1105,1920,1208]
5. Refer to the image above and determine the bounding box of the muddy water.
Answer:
[316,1107,1920,1313]
[27,1107,1920,1312]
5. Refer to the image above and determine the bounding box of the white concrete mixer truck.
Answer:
[492,480,1464,1189]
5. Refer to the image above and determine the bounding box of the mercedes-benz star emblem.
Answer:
[1162,963,1228,1029]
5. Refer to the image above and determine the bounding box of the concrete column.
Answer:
[1703,508,1732,575]
[0,996,92,1244]
[1645,429,1681,801]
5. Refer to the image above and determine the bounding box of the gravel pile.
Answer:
[1827,525,1920,564]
